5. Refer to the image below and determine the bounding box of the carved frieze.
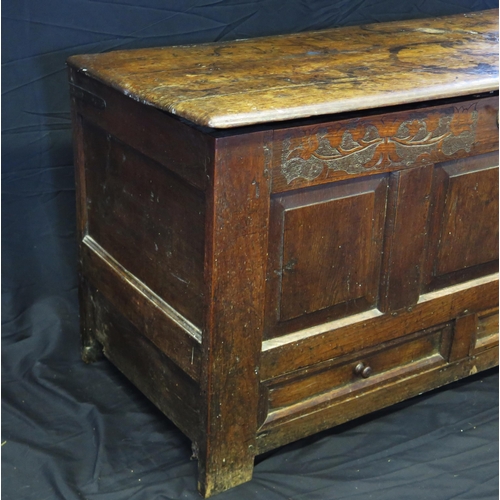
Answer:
[281,108,478,184]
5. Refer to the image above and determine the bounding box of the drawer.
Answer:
[474,307,499,354]
[263,323,452,417]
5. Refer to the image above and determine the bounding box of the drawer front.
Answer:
[474,307,499,354]
[271,96,498,193]
[263,323,452,420]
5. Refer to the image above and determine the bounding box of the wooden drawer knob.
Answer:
[354,362,372,379]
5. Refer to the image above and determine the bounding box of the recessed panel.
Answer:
[281,192,374,320]
[266,175,388,335]
[436,163,498,276]
[83,120,206,327]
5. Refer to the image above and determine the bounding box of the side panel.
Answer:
[70,66,210,385]
[69,69,212,190]
[87,283,201,443]
[83,120,206,327]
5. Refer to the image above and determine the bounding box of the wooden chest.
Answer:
[68,9,499,497]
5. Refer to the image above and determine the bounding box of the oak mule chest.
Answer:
[68,9,499,497]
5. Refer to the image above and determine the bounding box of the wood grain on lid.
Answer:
[67,9,499,129]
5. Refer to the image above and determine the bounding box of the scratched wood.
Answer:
[197,132,272,496]
[68,9,499,497]
[67,9,498,128]
[271,96,499,192]
[256,346,498,454]
[264,175,388,339]
[264,323,451,412]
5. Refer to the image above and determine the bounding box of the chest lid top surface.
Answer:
[68,9,498,129]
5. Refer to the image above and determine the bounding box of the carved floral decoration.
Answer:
[281,109,478,184]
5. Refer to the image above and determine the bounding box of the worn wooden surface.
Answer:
[273,96,498,192]
[81,236,202,381]
[89,285,201,443]
[68,9,498,128]
[423,151,499,292]
[264,323,451,412]
[450,314,476,362]
[69,69,212,190]
[82,121,206,327]
[257,346,498,454]
[197,132,271,496]
[264,175,388,338]
[379,165,433,312]
[474,307,499,353]
[433,156,498,276]
[69,9,499,497]
[261,274,498,381]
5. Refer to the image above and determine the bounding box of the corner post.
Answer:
[69,66,101,363]
[198,131,272,496]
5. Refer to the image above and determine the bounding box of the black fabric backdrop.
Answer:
[2,1,498,499]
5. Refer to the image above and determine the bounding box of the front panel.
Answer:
[265,175,387,337]
[259,96,499,444]
[424,152,499,290]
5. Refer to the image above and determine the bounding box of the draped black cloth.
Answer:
[2,1,498,498]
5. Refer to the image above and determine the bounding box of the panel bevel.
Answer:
[423,151,499,292]
[265,175,388,338]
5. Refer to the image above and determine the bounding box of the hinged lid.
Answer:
[68,9,499,129]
